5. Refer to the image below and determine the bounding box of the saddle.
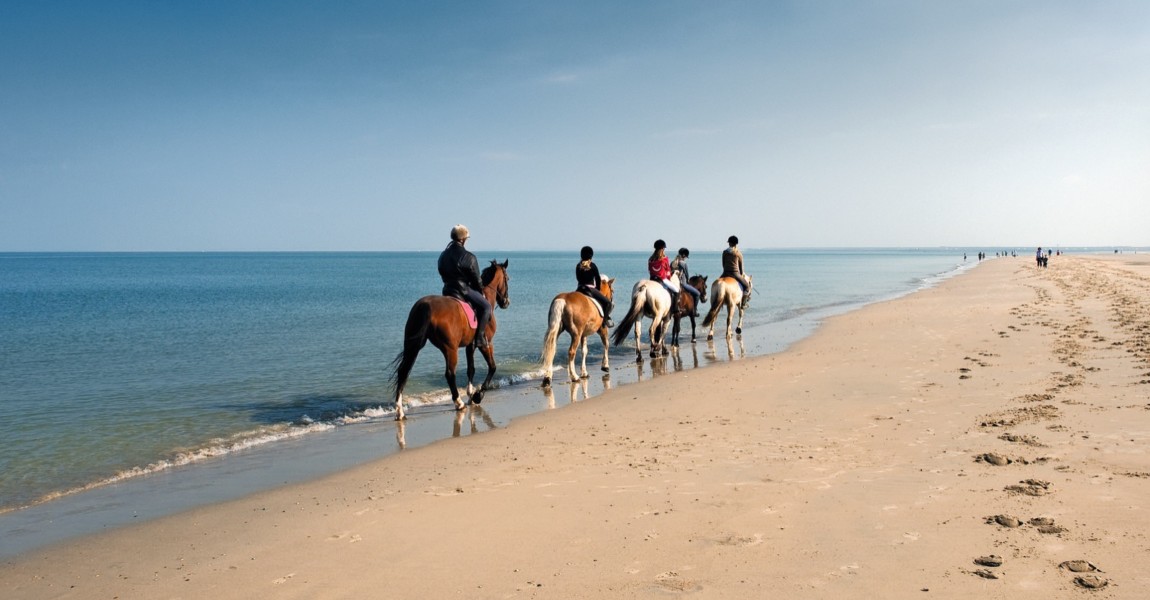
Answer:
[450,297,479,330]
[575,287,606,317]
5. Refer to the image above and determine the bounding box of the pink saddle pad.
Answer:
[452,298,479,330]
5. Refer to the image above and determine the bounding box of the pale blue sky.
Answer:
[2,1,1147,251]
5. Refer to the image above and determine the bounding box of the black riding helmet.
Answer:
[678,247,689,257]
[580,246,594,260]
[728,235,739,246]
[654,239,666,250]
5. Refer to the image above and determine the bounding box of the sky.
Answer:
[1,1,1147,252]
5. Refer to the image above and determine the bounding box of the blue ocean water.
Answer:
[1,249,986,516]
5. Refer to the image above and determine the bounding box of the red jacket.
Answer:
[648,256,671,280]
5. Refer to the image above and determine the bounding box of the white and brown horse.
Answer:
[610,279,675,359]
[540,276,615,387]
[702,274,752,341]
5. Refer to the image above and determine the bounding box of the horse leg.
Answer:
[633,318,644,362]
[735,302,745,335]
[440,346,465,411]
[473,343,497,404]
[671,315,680,348]
[689,313,697,343]
[598,327,610,373]
[392,350,418,421]
[566,333,580,382]
[578,336,590,379]
[724,303,735,339]
[465,345,478,400]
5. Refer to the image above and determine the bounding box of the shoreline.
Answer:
[4,254,1149,598]
[0,254,975,559]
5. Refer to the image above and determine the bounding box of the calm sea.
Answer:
[1,248,1011,552]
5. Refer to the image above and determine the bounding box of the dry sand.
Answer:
[3,254,1149,599]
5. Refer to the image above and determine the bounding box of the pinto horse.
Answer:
[389,260,510,420]
[610,279,674,359]
[702,274,752,341]
[670,275,708,347]
[540,276,615,387]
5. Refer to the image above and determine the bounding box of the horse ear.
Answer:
[501,259,509,268]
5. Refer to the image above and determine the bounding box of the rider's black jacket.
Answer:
[437,241,482,299]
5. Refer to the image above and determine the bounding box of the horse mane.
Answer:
[481,260,499,285]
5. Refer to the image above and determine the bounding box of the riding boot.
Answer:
[475,331,489,349]
[672,292,681,316]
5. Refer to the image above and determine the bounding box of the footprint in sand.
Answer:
[654,571,703,593]
[1029,517,1067,534]
[1074,575,1109,589]
[976,452,1012,466]
[974,555,1003,567]
[1060,560,1102,573]
[986,514,1024,528]
[1004,479,1051,496]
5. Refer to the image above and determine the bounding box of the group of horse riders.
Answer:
[438,224,752,346]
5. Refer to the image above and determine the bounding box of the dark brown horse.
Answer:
[670,275,708,347]
[389,260,510,420]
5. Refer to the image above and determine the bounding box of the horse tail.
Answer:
[540,297,565,385]
[611,287,645,346]
[388,300,432,401]
[701,282,722,328]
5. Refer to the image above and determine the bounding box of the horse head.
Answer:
[600,276,615,301]
[483,259,511,309]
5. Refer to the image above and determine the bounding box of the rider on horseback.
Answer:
[576,246,614,328]
[438,224,491,348]
[649,239,681,313]
[722,235,752,309]
[670,247,701,317]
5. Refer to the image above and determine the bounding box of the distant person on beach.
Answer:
[671,247,701,317]
[438,224,491,348]
[576,245,614,328]
[648,240,680,311]
[1035,247,1043,268]
[722,235,751,308]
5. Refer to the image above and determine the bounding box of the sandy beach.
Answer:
[3,254,1148,598]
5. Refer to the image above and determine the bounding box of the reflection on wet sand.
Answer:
[395,404,497,450]
[703,336,746,363]
[542,377,595,409]
[670,344,700,372]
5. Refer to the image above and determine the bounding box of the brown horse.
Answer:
[540,276,615,387]
[389,260,510,420]
[670,275,708,347]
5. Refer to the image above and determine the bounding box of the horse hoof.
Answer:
[707,335,714,341]
[601,366,609,372]
[542,377,551,387]
[736,327,742,334]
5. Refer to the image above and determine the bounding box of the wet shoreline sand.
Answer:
[3,254,1148,598]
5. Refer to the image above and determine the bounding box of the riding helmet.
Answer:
[678,247,689,258]
[727,235,739,246]
[580,246,594,260]
[654,239,666,250]
[451,224,470,241]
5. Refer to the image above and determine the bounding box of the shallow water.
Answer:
[1,248,1011,557]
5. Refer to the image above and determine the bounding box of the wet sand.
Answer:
[3,254,1149,598]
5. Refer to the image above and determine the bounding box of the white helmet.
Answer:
[450,224,470,241]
